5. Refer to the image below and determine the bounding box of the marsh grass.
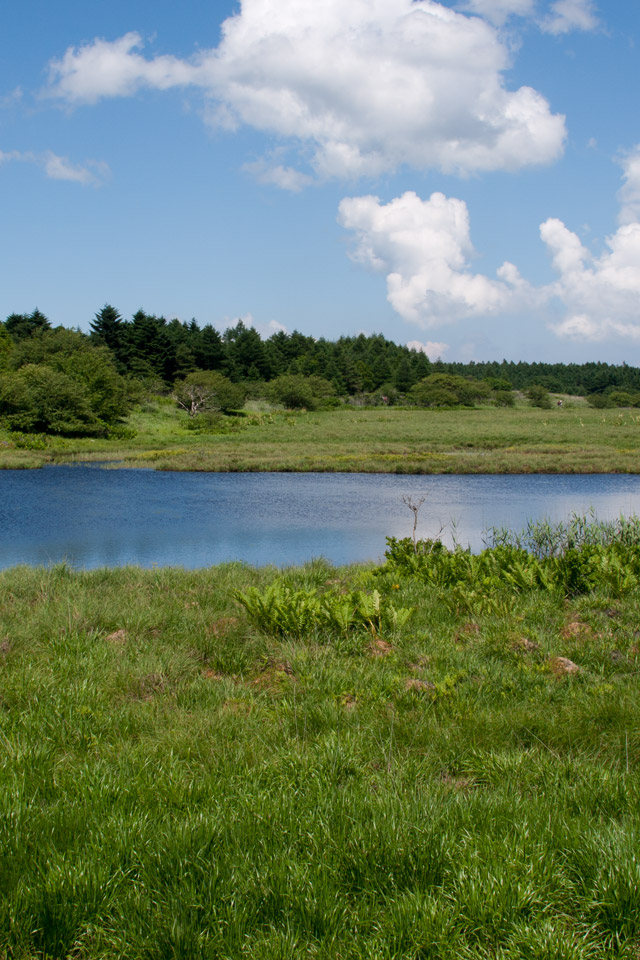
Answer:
[489,511,640,556]
[2,403,640,473]
[2,544,640,958]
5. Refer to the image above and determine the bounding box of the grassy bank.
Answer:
[2,532,640,958]
[2,398,640,473]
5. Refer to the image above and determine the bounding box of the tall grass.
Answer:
[488,510,640,556]
[1,541,640,957]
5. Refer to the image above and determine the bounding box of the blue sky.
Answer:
[1,0,639,363]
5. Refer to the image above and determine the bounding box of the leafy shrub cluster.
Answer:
[0,328,130,436]
[410,374,491,408]
[384,534,640,608]
[234,581,411,640]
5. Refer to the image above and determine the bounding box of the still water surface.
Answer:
[2,465,640,569]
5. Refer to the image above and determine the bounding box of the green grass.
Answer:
[2,550,640,958]
[2,397,640,474]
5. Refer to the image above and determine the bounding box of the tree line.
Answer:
[2,304,640,435]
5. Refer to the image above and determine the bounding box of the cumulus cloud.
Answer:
[617,146,640,226]
[45,0,566,180]
[541,217,640,341]
[267,320,289,335]
[0,148,108,185]
[222,314,289,338]
[46,32,200,104]
[339,148,640,345]
[407,339,449,359]
[540,0,599,35]
[338,190,529,327]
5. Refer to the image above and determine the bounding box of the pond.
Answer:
[2,465,640,570]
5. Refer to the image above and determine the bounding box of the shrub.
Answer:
[411,374,490,408]
[493,389,515,407]
[587,392,613,409]
[9,328,130,424]
[0,365,102,435]
[526,385,552,409]
[174,371,246,416]
[267,374,336,410]
[607,390,640,407]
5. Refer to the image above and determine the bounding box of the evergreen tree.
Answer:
[224,320,270,380]
[193,325,225,371]
[5,309,51,341]
[90,304,123,349]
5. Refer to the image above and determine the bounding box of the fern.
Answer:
[234,582,321,638]
[236,582,413,641]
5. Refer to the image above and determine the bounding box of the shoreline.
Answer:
[2,404,640,474]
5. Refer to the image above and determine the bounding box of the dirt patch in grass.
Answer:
[369,638,394,657]
[404,678,435,693]
[549,656,580,677]
[249,659,295,689]
[512,636,540,653]
[561,620,593,641]
[208,617,239,636]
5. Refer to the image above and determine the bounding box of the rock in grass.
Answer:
[549,656,580,676]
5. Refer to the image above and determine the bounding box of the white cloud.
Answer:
[0,149,25,164]
[0,87,23,108]
[43,151,109,186]
[224,314,290,338]
[407,339,449,359]
[540,0,599,35]
[339,150,640,344]
[338,190,528,327]
[45,0,566,180]
[267,320,289,335]
[461,0,600,33]
[0,148,108,185]
[458,0,535,27]
[618,146,640,226]
[242,159,314,192]
[46,32,200,104]
[541,217,640,341]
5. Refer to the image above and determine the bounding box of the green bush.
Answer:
[10,328,130,424]
[174,370,246,416]
[526,385,553,409]
[267,374,337,410]
[185,411,243,434]
[493,389,515,407]
[607,390,640,407]
[0,365,103,435]
[411,374,490,408]
[587,392,613,409]
[384,533,640,601]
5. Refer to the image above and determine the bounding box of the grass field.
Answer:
[2,535,640,958]
[2,398,640,473]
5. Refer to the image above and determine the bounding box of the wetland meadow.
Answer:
[2,402,640,958]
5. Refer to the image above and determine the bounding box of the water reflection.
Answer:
[2,466,640,569]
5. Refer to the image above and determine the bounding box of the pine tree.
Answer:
[90,304,123,353]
